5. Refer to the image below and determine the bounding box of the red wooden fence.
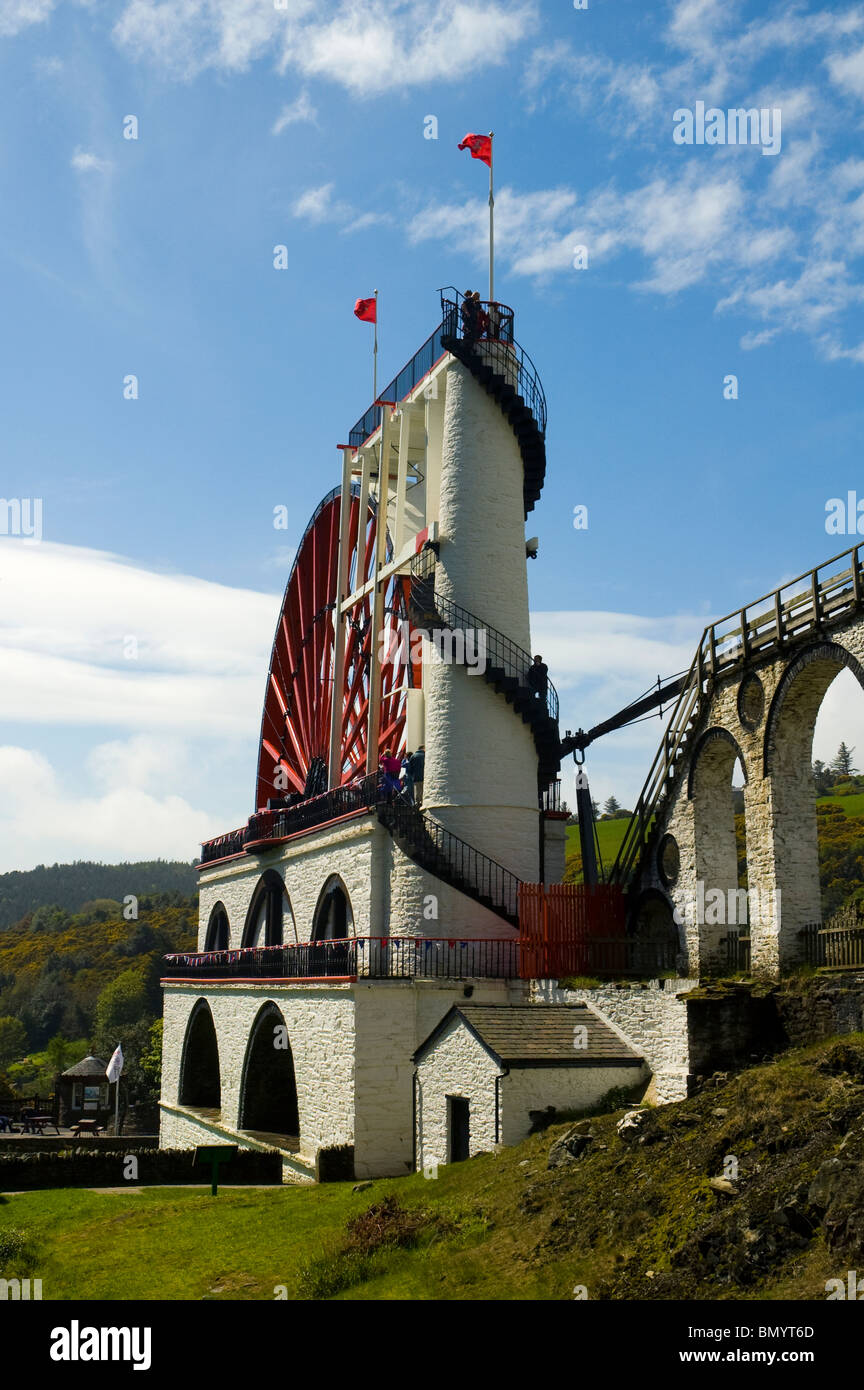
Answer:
[518,883,627,978]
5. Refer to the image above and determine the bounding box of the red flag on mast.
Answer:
[354,296,377,323]
[457,133,492,167]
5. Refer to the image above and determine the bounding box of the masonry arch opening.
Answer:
[204,902,229,951]
[688,727,749,971]
[179,1000,221,1112]
[238,1002,299,1139]
[766,646,864,951]
[242,871,296,947]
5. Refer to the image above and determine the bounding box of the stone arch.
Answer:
[763,640,864,778]
[687,726,749,971]
[757,640,864,966]
[630,888,681,973]
[204,901,229,950]
[178,1000,221,1110]
[242,870,296,947]
[312,874,355,941]
[687,727,748,800]
[238,1002,299,1138]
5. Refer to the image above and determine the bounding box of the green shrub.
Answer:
[0,1226,41,1274]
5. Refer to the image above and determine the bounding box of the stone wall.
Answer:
[198,812,515,949]
[501,1062,647,1144]
[532,977,696,1102]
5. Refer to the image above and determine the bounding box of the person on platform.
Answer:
[461,290,479,345]
[379,748,403,799]
[474,291,490,339]
[407,745,425,807]
[528,655,549,710]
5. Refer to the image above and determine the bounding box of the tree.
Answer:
[603,796,620,818]
[0,1016,27,1069]
[831,743,858,778]
[93,969,149,1036]
[813,759,832,795]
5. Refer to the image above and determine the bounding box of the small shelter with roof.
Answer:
[413,1004,646,1167]
[56,1055,113,1130]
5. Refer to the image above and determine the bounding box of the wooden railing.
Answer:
[799,921,864,970]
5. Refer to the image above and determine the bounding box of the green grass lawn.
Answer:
[818,791,864,817]
[3,1034,860,1302]
[565,818,630,880]
[0,1164,568,1302]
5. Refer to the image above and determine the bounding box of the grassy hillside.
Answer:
[0,861,198,931]
[565,784,864,916]
[0,897,197,1096]
[564,819,630,883]
[3,1034,862,1301]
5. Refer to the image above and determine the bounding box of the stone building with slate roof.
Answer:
[413,1004,646,1168]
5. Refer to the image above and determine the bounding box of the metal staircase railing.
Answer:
[377,794,521,925]
[439,288,547,436]
[609,543,864,889]
[439,288,547,513]
[409,547,559,724]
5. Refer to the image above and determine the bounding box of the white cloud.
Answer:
[827,43,864,99]
[272,90,316,133]
[111,0,533,91]
[0,538,278,730]
[0,743,222,872]
[0,0,55,37]
[291,181,388,231]
[71,149,112,174]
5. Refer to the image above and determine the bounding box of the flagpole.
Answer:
[114,1067,120,1136]
[373,288,378,401]
[488,131,494,303]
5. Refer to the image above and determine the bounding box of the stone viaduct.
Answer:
[614,545,864,979]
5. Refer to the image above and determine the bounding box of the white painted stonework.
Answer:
[160,977,524,1179]
[532,977,696,1103]
[414,1010,646,1169]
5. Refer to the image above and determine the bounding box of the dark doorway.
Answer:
[312,875,354,940]
[447,1096,470,1163]
[204,903,229,951]
[179,1002,221,1110]
[243,872,289,947]
[239,1004,299,1137]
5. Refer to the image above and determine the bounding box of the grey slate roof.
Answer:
[61,1055,109,1078]
[414,1004,643,1068]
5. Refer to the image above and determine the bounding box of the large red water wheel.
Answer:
[255,487,415,810]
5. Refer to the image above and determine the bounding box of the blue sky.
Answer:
[1,0,864,871]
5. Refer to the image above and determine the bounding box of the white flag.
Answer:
[106,1044,124,1083]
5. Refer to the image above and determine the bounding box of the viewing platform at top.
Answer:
[347,290,547,512]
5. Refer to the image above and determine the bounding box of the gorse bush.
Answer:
[0,1226,41,1273]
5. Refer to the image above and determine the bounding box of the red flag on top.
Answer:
[354,296,377,323]
[457,133,492,167]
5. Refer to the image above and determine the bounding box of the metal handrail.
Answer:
[410,549,559,723]
[439,288,547,437]
[610,543,864,888]
[379,795,521,921]
[348,323,447,449]
[162,936,520,981]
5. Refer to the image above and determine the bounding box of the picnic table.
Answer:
[21,1114,59,1135]
[70,1118,104,1137]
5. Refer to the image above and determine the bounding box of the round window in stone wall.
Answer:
[737,672,765,731]
[657,833,680,888]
